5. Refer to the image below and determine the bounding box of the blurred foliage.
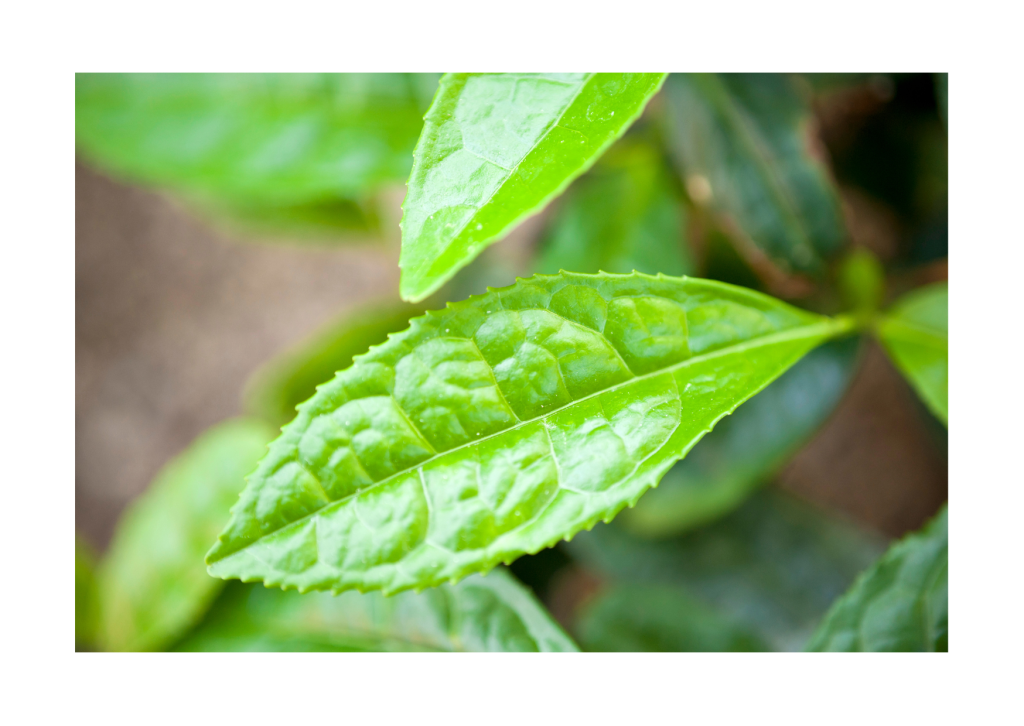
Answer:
[75,536,99,650]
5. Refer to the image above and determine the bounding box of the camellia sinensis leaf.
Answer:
[398,73,667,302]
[876,282,948,425]
[98,418,275,651]
[807,505,947,651]
[207,272,853,596]
[175,568,576,652]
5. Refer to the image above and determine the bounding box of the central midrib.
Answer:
[212,316,850,563]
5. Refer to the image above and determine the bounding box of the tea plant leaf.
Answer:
[399,73,668,301]
[76,73,437,214]
[538,137,693,276]
[75,536,99,650]
[807,506,947,651]
[620,337,860,537]
[246,303,427,427]
[877,282,947,425]
[207,271,853,595]
[576,583,767,652]
[665,74,847,275]
[175,569,576,652]
[98,418,276,651]
[566,488,886,651]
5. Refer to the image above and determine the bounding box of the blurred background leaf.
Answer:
[75,535,99,650]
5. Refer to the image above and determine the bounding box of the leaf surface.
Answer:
[207,272,850,595]
[538,137,693,276]
[75,535,99,649]
[98,418,275,651]
[76,73,436,207]
[877,282,948,425]
[175,569,576,652]
[665,74,847,275]
[566,488,886,651]
[399,73,667,301]
[620,337,860,536]
[807,506,948,651]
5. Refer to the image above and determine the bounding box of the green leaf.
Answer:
[838,248,886,317]
[175,569,576,652]
[98,418,276,651]
[245,303,427,427]
[620,336,860,537]
[75,536,99,650]
[207,271,852,596]
[807,506,947,651]
[398,73,668,302]
[76,73,436,210]
[565,488,886,651]
[665,74,847,275]
[576,583,767,652]
[538,137,693,277]
[876,282,948,425]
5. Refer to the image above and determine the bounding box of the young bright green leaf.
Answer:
[245,303,427,427]
[620,337,860,537]
[207,271,852,596]
[175,569,576,652]
[398,73,668,302]
[75,536,99,650]
[98,418,276,651]
[877,282,948,425]
[665,74,847,275]
[538,137,693,277]
[576,583,767,652]
[566,488,886,651]
[807,505,947,652]
[76,73,437,206]
[838,248,886,317]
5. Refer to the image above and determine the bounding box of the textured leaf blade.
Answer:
[399,73,668,301]
[98,418,275,651]
[538,137,693,276]
[620,336,860,537]
[566,488,886,651]
[175,569,576,652]
[665,73,847,275]
[207,272,850,595]
[75,536,99,650]
[877,282,948,425]
[76,73,436,209]
[807,506,948,652]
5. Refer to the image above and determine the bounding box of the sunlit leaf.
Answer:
[399,73,667,301]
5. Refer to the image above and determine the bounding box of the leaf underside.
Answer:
[207,272,847,596]
[399,73,668,302]
[175,569,576,652]
[877,282,948,425]
[807,506,948,652]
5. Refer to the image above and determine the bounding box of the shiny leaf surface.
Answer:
[877,282,948,425]
[538,137,693,276]
[576,583,767,652]
[207,272,851,595]
[399,73,667,301]
[76,73,437,206]
[620,337,860,537]
[566,488,886,651]
[807,506,947,651]
[665,74,847,275]
[176,569,576,652]
[98,418,276,651]
[75,536,99,649]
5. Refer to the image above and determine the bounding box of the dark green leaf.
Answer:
[665,73,847,275]
[399,73,667,301]
[75,536,99,650]
[877,282,948,425]
[175,569,576,652]
[538,137,693,276]
[576,583,767,652]
[98,418,275,651]
[620,336,860,537]
[566,488,886,651]
[807,506,947,651]
[207,272,852,595]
